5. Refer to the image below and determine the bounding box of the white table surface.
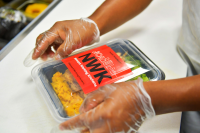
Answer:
[0,0,187,133]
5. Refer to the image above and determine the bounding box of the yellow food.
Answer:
[25,3,48,18]
[51,71,83,117]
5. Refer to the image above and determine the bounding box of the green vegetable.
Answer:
[127,74,149,82]
[118,52,150,82]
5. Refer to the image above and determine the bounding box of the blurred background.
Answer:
[0,0,53,50]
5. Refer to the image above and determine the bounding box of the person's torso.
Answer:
[177,0,200,74]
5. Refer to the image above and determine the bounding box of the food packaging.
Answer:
[31,38,165,122]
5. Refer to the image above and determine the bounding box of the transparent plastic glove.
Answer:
[24,18,100,67]
[57,78,155,133]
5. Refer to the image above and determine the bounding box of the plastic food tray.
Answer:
[31,38,165,122]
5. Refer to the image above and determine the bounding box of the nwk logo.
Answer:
[79,53,112,84]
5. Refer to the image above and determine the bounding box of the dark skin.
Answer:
[32,0,200,132]
[145,74,200,115]
[32,0,152,60]
[89,0,152,36]
[59,75,200,133]
[86,0,200,114]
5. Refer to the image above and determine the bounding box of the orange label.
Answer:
[62,45,132,94]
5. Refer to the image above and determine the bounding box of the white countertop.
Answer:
[0,0,186,133]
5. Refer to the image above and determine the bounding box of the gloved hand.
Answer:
[24,18,100,67]
[57,78,155,133]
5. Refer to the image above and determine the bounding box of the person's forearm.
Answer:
[144,75,200,115]
[88,0,152,35]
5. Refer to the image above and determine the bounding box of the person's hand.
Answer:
[59,78,155,133]
[34,18,99,60]
[24,18,100,67]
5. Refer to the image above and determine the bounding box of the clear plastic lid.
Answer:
[31,38,165,123]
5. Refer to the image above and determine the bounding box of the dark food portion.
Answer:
[0,0,53,50]
[0,38,9,50]
[62,69,86,98]
[0,7,27,41]
[62,69,82,93]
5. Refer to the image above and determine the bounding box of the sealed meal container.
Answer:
[31,38,165,123]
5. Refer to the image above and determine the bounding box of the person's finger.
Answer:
[54,40,71,60]
[32,31,59,60]
[48,49,55,58]
[55,29,84,60]
[80,91,105,113]
[60,104,105,130]
[40,52,48,61]
[80,128,90,133]
[80,85,117,113]
[90,128,109,133]
[53,44,60,51]
[36,33,44,44]
[59,113,86,130]
[40,47,54,60]
[46,46,55,58]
